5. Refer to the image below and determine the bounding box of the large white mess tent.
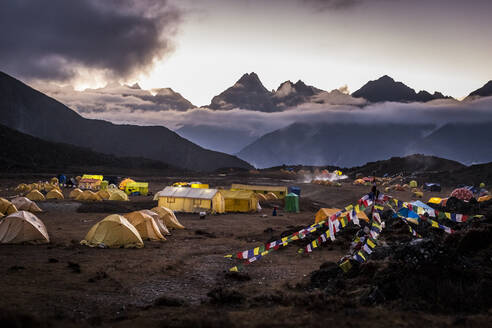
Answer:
[155,186,225,213]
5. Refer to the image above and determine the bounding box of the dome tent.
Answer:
[96,190,111,200]
[46,189,64,200]
[108,189,129,201]
[0,198,18,216]
[151,206,185,229]
[76,190,102,202]
[69,188,83,199]
[450,188,474,201]
[123,211,166,241]
[314,208,369,224]
[11,197,42,213]
[139,209,170,235]
[119,178,135,190]
[0,211,49,244]
[26,190,45,201]
[81,215,143,248]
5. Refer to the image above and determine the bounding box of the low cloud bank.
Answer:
[42,84,492,138]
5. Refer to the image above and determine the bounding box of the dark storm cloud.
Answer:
[0,0,181,81]
[301,0,363,10]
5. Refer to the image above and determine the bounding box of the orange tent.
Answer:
[314,208,369,224]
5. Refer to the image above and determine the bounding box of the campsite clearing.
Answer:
[0,173,490,328]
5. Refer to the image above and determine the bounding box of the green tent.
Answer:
[284,192,299,213]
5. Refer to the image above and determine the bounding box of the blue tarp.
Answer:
[288,186,301,196]
[411,200,434,211]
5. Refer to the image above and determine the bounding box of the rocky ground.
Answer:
[0,173,491,327]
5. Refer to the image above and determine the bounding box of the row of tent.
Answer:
[81,207,185,248]
[18,188,129,202]
[1,197,44,220]
[0,206,185,246]
[69,188,129,201]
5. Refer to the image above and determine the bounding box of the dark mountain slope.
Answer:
[0,123,175,173]
[415,122,492,164]
[0,71,251,171]
[175,125,258,155]
[237,122,435,168]
[467,81,492,98]
[345,154,465,177]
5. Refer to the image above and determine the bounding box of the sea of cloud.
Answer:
[39,83,492,139]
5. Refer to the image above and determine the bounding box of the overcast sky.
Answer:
[1,0,491,105]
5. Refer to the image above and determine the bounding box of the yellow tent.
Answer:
[151,206,185,229]
[119,178,135,190]
[15,183,28,193]
[156,187,224,214]
[11,197,42,213]
[108,189,129,201]
[82,174,103,181]
[191,183,209,189]
[26,190,45,201]
[96,190,111,200]
[172,182,189,187]
[44,183,58,192]
[76,190,102,202]
[0,198,17,215]
[409,180,418,188]
[46,189,64,200]
[78,178,102,190]
[256,193,267,202]
[50,177,59,185]
[314,208,369,224]
[265,192,278,201]
[140,209,170,235]
[478,195,492,203]
[100,180,108,190]
[220,190,258,212]
[231,184,287,199]
[123,211,166,241]
[0,211,49,244]
[428,197,442,204]
[125,182,149,196]
[69,188,83,199]
[80,215,143,248]
[353,179,365,185]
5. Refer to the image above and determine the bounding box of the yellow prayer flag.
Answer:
[339,260,352,273]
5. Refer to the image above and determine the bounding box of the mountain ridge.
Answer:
[351,75,452,103]
[0,71,251,172]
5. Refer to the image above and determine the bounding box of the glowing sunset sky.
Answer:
[1,0,491,105]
